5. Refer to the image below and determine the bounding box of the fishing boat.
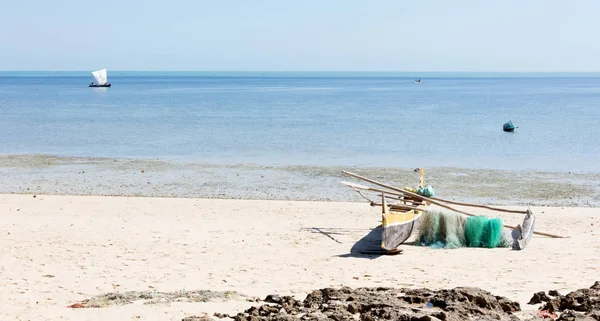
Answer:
[340,170,561,253]
[341,169,430,254]
[379,193,425,252]
[88,69,111,87]
[503,120,515,132]
[415,78,422,83]
[341,181,428,254]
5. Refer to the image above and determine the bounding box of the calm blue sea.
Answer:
[1,72,599,173]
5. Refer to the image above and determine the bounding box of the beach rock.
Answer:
[529,291,552,305]
[555,309,597,320]
[264,295,283,304]
[224,286,521,321]
[264,295,301,312]
[530,282,600,320]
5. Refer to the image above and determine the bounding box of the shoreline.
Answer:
[1,154,599,207]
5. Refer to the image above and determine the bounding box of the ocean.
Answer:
[1,72,599,173]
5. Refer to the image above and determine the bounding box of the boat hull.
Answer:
[512,210,535,250]
[89,84,111,87]
[381,212,420,251]
[503,121,515,132]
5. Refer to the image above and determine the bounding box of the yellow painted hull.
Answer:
[381,201,426,251]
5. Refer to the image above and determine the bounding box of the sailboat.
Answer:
[88,69,111,87]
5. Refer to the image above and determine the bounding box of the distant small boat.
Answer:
[89,69,111,87]
[415,78,422,83]
[503,120,515,132]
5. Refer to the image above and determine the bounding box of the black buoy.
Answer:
[503,120,515,132]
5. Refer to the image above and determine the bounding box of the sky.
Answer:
[1,0,599,72]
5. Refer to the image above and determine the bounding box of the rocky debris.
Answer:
[182,313,214,321]
[529,292,552,305]
[552,309,599,321]
[212,286,521,321]
[67,290,240,308]
[66,283,600,320]
[527,282,600,320]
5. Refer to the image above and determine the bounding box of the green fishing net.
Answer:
[465,216,508,248]
[481,218,504,248]
[417,185,435,197]
[464,216,487,247]
[418,212,508,249]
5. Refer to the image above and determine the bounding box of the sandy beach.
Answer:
[1,192,598,320]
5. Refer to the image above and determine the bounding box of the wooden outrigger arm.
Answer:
[342,170,529,214]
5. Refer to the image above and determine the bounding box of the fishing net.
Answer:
[418,212,508,249]
[418,210,441,246]
[465,216,509,248]
[481,218,504,248]
[464,216,488,247]
[417,211,467,249]
[439,211,467,249]
[417,185,435,197]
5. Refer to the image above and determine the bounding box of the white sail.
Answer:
[91,69,108,85]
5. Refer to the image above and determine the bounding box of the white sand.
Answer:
[0,194,598,321]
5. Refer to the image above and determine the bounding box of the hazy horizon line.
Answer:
[3,70,600,73]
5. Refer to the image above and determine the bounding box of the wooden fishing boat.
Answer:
[503,120,515,132]
[380,194,426,252]
[88,68,111,88]
[512,209,535,250]
[342,169,429,254]
[341,181,428,254]
[340,170,563,253]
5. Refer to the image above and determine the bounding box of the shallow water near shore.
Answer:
[1,154,599,207]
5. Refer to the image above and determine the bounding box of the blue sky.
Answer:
[1,0,599,71]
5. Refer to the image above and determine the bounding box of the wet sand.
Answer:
[1,154,599,207]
